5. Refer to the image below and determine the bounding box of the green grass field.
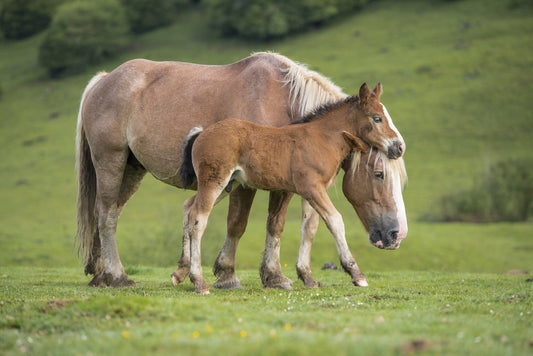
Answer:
[1,0,532,354]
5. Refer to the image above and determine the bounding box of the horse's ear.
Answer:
[373,82,382,99]
[343,131,366,153]
[358,83,371,107]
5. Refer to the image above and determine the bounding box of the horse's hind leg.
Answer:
[296,199,322,288]
[90,150,136,287]
[260,191,294,289]
[212,185,257,289]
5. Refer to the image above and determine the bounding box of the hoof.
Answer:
[213,277,243,290]
[171,269,188,286]
[353,279,369,287]
[304,280,322,288]
[264,278,293,290]
[89,273,135,288]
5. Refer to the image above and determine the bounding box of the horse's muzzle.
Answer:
[387,139,404,159]
[369,229,400,250]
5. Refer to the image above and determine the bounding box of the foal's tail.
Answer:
[180,126,203,188]
[75,72,107,274]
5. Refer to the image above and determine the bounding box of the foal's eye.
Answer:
[372,115,382,123]
[374,171,384,179]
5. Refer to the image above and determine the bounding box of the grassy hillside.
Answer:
[0,0,532,277]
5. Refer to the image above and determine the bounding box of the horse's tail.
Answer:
[253,52,348,118]
[75,72,107,274]
[180,126,204,188]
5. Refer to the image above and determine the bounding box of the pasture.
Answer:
[0,0,532,354]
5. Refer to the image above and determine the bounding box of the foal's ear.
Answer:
[373,82,383,99]
[358,83,372,107]
[343,131,366,152]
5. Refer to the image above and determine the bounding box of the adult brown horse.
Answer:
[175,84,406,294]
[75,52,405,287]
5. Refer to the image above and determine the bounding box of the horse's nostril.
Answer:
[389,230,399,242]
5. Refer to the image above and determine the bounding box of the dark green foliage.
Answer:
[430,159,533,222]
[38,0,129,77]
[204,0,371,40]
[0,0,62,39]
[120,0,188,34]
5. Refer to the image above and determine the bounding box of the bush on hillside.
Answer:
[427,158,533,222]
[0,0,63,39]
[204,0,371,40]
[120,0,189,34]
[38,0,129,77]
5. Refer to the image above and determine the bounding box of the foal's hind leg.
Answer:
[212,185,257,289]
[171,195,196,286]
[296,199,322,288]
[260,191,294,289]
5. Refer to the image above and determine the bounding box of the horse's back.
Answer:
[80,55,292,186]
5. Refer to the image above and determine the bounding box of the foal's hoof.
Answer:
[171,269,188,286]
[353,279,369,287]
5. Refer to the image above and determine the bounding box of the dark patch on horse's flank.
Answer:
[292,96,358,124]
[321,262,339,270]
[225,179,234,193]
[180,129,202,188]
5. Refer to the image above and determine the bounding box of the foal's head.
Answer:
[342,132,408,250]
[353,83,405,159]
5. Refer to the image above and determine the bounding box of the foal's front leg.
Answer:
[212,185,257,289]
[260,191,294,289]
[302,186,368,287]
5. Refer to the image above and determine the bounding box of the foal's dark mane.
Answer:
[290,95,358,124]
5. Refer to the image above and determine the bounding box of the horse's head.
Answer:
[342,132,408,250]
[353,83,405,159]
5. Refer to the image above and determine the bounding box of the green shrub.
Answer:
[204,0,371,40]
[0,0,62,39]
[38,0,129,77]
[428,158,533,222]
[121,0,188,34]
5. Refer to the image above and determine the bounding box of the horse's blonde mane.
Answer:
[252,52,347,117]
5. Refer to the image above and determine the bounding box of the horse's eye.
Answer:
[374,171,384,179]
[372,115,382,123]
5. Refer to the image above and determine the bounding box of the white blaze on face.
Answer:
[381,103,405,149]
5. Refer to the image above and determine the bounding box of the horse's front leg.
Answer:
[303,187,368,287]
[296,199,322,288]
[172,195,196,286]
[260,191,294,289]
[212,185,257,289]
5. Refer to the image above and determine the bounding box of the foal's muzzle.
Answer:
[387,139,404,159]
